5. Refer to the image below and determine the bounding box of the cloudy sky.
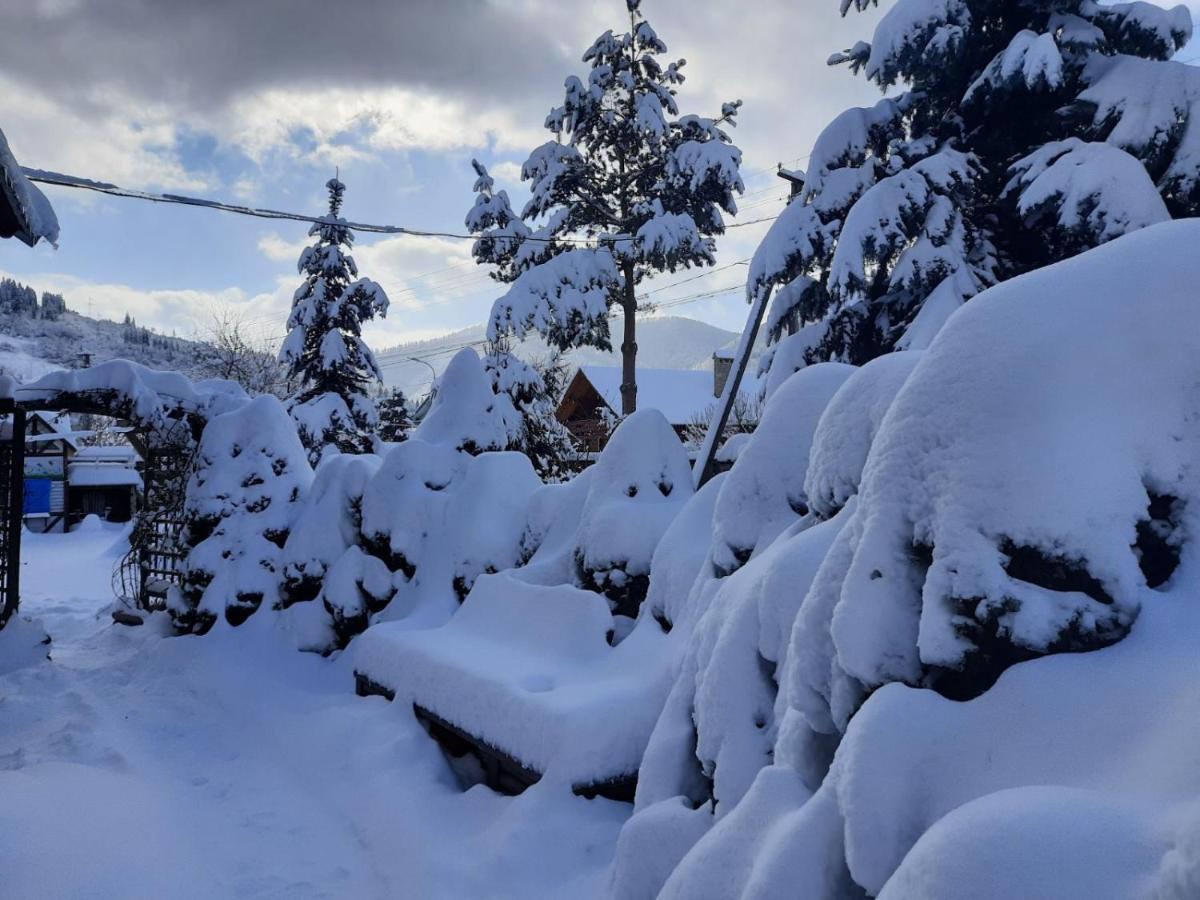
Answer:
[1,0,1196,357]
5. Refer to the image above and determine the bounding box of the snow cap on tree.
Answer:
[280,176,389,463]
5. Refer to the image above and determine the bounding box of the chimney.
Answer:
[713,352,733,398]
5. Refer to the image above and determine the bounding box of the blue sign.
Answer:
[23,478,51,515]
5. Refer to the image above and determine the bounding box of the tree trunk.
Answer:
[619,260,637,415]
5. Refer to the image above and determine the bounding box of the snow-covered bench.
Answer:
[353,571,672,800]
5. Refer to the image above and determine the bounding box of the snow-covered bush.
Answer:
[804,351,923,519]
[632,216,1200,899]
[357,439,542,631]
[280,453,381,606]
[172,396,313,634]
[709,362,853,577]
[570,410,693,617]
[483,341,574,481]
[612,358,904,898]
[751,0,1198,373]
[414,348,521,454]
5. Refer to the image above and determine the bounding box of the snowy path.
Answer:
[0,522,626,899]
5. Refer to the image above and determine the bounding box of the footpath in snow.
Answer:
[0,519,627,899]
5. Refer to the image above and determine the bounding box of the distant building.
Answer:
[556,354,759,454]
[11,411,78,532]
[67,445,142,524]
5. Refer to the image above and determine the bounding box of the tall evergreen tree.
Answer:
[753,0,1197,373]
[465,0,744,414]
[280,177,389,463]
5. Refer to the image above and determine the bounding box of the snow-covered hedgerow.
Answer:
[171,396,313,634]
[633,217,1200,899]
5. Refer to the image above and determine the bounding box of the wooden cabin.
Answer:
[556,355,757,455]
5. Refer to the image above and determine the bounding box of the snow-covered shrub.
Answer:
[614,343,929,896]
[571,410,693,617]
[172,396,313,634]
[280,453,380,605]
[636,217,1200,900]
[709,362,853,577]
[414,348,521,454]
[804,351,923,520]
[793,219,1200,713]
[358,438,542,631]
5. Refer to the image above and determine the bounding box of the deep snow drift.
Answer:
[0,523,627,899]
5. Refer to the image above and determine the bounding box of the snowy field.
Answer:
[0,521,626,900]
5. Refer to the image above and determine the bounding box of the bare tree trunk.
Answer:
[620,259,637,415]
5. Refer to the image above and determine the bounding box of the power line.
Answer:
[25,165,781,245]
[23,167,630,245]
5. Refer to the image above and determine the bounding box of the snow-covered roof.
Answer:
[74,445,139,462]
[67,463,142,487]
[0,126,59,247]
[576,365,758,426]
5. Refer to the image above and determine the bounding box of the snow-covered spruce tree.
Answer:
[465,0,743,414]
[170,396,314,634]
[483,337,574,481]
[279,177,389,464]
[754,0,1196,372]
[375,388,412,443]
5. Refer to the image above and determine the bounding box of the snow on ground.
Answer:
[0,522,627,899]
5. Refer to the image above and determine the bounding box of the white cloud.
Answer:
[0,76,210,192]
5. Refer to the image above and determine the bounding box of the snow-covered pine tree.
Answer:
[376,388,412,443]
[279,177,390,464]
[465,0,743,415]
[753,0,1196,373]
[483,337,574,481]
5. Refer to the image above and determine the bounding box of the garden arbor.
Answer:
[0,362,249,629]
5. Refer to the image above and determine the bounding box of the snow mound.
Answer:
[571,409,694,616]
[281,453,381,605]
[352,571,669,789]
[414,348,521,454]
[359,439,542,630]
[710,362,854,577]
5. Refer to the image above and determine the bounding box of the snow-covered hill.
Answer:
[375,315,755,398]
[0,308,210,383]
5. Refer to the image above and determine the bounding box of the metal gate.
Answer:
[0,401,26,629]
[136,445,190,610]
